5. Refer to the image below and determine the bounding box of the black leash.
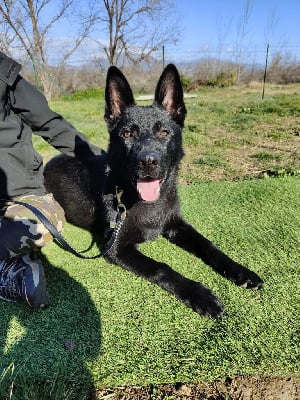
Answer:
[0,188,126,259]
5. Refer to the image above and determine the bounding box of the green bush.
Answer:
[207,71,236,87]
[62,88,105,101]
[180,74,191,90]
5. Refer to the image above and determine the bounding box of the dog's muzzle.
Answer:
[136,150,163,202]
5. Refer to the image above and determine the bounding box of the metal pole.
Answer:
[162,45,165,70]
[262,43,269,100]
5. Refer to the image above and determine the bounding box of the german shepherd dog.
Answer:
[44,64,263,318]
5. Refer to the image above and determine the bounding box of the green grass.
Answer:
[250,152,282,161]
[181,83,300,181]
[1,83,300,398]
[0,177,299,398]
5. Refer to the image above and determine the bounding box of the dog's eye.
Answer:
[121,127,139,139]
[122,131,131,139]
[158,130,169,138]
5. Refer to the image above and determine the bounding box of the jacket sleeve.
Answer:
[10,75,103,158]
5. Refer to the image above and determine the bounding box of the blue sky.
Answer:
[44,0,300,65]
[174,0,299,48]
[163,0,300,64]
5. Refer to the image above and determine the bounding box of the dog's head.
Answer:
[105,64,186,203]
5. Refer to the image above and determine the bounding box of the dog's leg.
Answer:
[163,217,263,289]
[106,246,224,318]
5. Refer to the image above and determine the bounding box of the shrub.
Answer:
[62,88,105,101]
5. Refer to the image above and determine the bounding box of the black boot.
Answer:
[0,253,50,307]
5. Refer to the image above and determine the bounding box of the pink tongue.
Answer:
[137,179,160,202]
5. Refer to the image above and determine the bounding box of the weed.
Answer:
[149,386,177,400]
[186,124,198,133]
[262,167,300,178]
[227,112,258,128]
[250,152,282,161]
[194,154,227,167]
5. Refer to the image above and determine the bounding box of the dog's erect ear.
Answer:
[105,66,135,126]
[154,64,186,126]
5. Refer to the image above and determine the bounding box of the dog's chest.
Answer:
[122,202,168,243]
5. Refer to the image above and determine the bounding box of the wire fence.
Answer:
[21,41,300,99]
[155,43,300,70]
[64,42,300,68]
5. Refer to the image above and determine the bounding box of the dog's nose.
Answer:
[137,151,160,170]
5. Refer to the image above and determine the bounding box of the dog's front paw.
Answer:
[238,269,264,290]
[224,262,264,290]
[182,282,224,318]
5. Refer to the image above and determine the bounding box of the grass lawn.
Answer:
[0,83,299,399]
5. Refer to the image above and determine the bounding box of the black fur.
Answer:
[44,64,263,318]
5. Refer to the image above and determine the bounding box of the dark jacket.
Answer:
[0,52,101,199]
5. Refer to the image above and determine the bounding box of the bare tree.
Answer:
[215,15,233,76]
[235,0,253,83]
[96,0,180,66]
[0,0,97,99]
[0,17,16,52]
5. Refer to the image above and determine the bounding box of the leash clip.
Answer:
[116,187,127,221]
[110,187,127,228]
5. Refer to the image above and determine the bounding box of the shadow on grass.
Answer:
[0,255,101,399]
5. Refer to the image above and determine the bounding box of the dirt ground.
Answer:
[95,375,300,400]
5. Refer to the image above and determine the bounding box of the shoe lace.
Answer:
[0,260,27,302]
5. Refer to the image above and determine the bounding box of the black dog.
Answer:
[44,64,263,318]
